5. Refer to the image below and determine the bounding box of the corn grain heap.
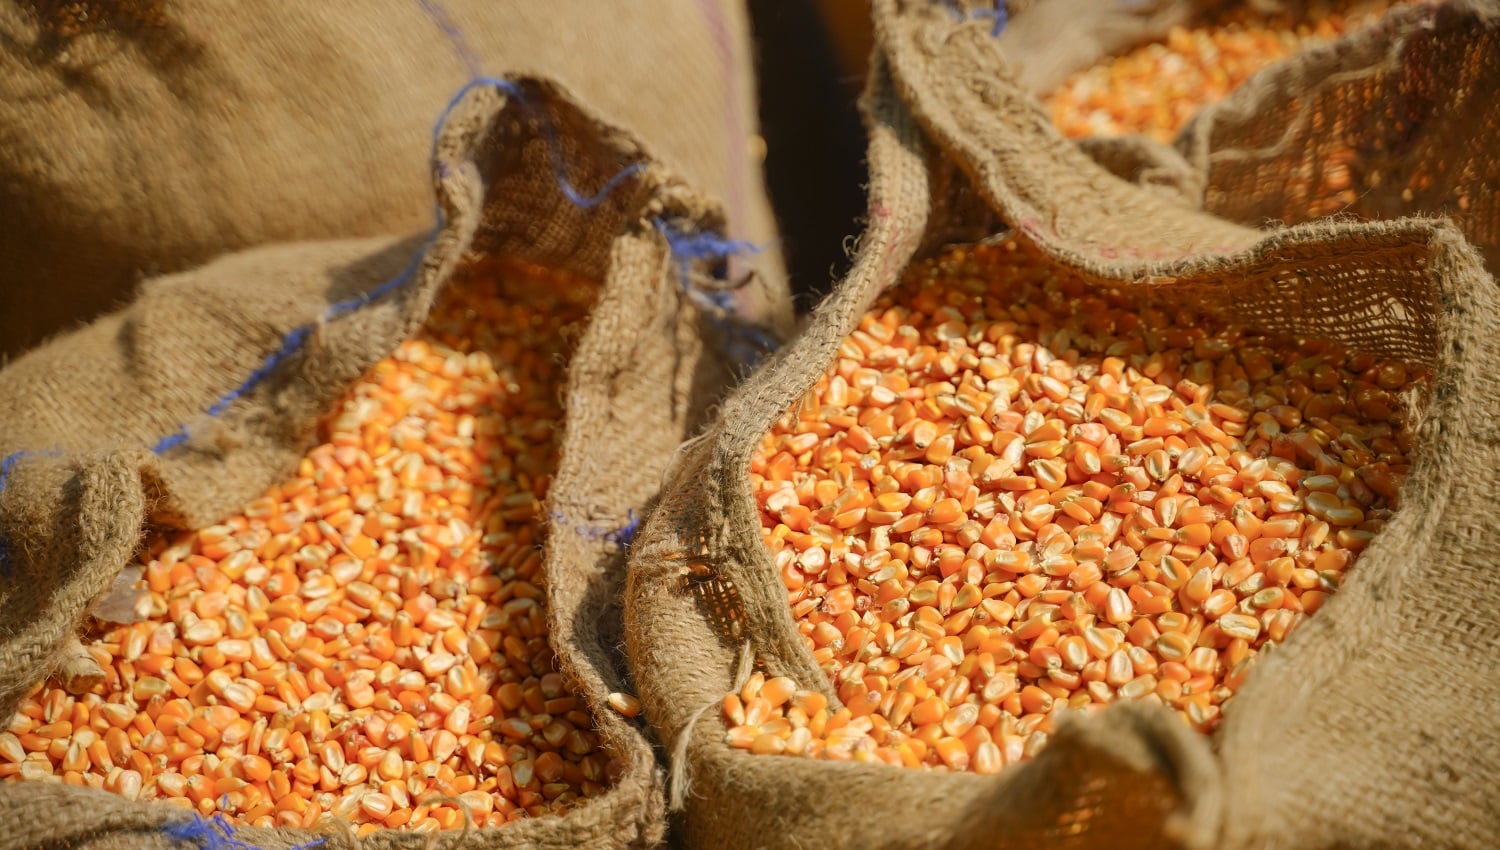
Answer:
[1046,1,1406,141]
[0,259,620,834]
[730,239,1425,773]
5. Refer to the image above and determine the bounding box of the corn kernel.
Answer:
[4,261,614,828]
[731,238,1422,770]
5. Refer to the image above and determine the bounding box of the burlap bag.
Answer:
[0,0,782,361]
[625,2,1500,848]
[817,0,1224,99]
[0,74,788,848]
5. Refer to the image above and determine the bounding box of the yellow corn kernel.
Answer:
[5,261,614,828]
[737,238,1420,769]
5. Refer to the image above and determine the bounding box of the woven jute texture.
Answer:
[818,0,1217,97]
[0,77,788,849]
[0,0,782,361]
[625,2,1500,848]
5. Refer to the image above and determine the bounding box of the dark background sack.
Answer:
[0,75,788,849]
[0,0,783,361]
[755,0,1214,307]
[625,2,1500,848]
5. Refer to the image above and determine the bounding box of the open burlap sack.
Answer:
[0,74,788,849]
[817,0,1224,99]
[0,0,782,361]
[625,2,1500,848]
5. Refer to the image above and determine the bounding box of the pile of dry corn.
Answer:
[1046,1,1405,141]
[731,239,1424,773]
[0,260,620,834]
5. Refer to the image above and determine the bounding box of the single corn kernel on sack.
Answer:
[0,0,782,362]
[625,2,1500,849]
[0,75,788,848]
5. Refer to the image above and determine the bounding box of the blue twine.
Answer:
[0,451,43,495]
[147,235,445,459]
[162,813,325,850]
[945,0,1007,35]
[550,509,639,548]
[415,0,483,80]
[139,72,645,461]
[653,217,763,309]
[431,76,645,211]
[652,218,780,367]
[557,161,645,210]
[975,1,1007,36]
[607,510,642,548]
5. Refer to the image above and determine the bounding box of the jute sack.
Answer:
[0,0,781,361]
[0,75,788,848]
[624,2,1500,848]
[816,0,1219,99]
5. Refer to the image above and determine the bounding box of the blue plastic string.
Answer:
[653,218,763,308]
[559,162,646,209]
[499,79,645,210]
[0,451,42,495]
[652,218,780,367]
[550,508,639,548]
[415,0,483,80]
[607,511,642,548]
[945,0,1008,34]
[432,76,645,212]
[975,1,1008,36]
[162,813,325,850]
[146,72,648,462]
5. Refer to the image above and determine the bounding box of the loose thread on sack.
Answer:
[945,0,1008,35]
[149,72,648,460]
[431,76,646,212]
[0,450,55,498]
[162,813,326,850]
[147,230,442,457]
[610,511,642,547]
[415,0,483,81]
[654,218,764,310]
[549,508,640,548]
[499,78,645,209]
[669,639,754,812]
[652,217,782,369]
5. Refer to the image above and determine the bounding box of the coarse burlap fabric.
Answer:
[0,76,788,848]
[817,0,1218,98]
[0,0,782,361]
[625,2,1500,848]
